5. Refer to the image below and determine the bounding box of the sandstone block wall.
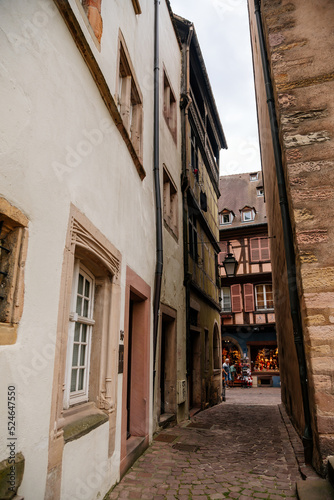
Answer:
[248,0,334,473]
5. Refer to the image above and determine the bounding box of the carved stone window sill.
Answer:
[60,402,108,443]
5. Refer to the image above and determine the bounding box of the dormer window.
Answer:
[219,209,233,225]
[257,186,264,197]
[249,172,259,182]
[241,206,255,222]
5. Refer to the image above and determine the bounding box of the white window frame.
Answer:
[255,284,274,311]
[242,209,255,222]
[163,68,177,142]
[163,166,178,238]
[64,260,95,409]
[220,211,232,225]
[250,172,259,182]
[257,187,264,197]
[221,287,231,312]
[117,32,143,163]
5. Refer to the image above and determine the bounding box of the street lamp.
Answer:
[222,242,238,277]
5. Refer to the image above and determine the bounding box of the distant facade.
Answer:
[174,15,227,412]
[218,172,279,387]
[248,0,334,473]
[156,8,187,429]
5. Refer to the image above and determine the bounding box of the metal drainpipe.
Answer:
[254,0,313,463]
[182,26,193,391]
[153,0,163,393]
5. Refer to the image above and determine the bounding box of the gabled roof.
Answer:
[220,208,235,216]
[240,206,256,213]
[218,172,267,229]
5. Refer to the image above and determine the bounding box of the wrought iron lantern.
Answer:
[222,242,238,277]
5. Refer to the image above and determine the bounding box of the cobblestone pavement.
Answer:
[107,388,304,499]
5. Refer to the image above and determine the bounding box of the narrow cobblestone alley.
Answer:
[107,388,309,499]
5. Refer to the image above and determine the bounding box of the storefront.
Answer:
[222,340,252,387]
[248,343,280,387]
[222,337,280,388]
[222,339,242,366]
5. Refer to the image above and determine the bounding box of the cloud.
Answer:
[170,0,260,176]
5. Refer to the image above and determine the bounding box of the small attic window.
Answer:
[241,207,255,222]
[249,172,258,182]
[257,186,264,197]
[219,210,233,225]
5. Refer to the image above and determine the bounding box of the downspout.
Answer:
[153,0,163,393]
[181,25,193,389]
[254,0,313,463]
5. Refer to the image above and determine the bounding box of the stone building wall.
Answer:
[248,0,334,473]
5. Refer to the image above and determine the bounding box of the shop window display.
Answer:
[251,347,279,372]
[222,342,252,387]
[222,342,241,366]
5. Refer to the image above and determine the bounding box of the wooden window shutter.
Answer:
[231,284,242,313]
[243,283,254,312]
[218,241,228,264]
[250,238,260,262]
[260,238,270,261]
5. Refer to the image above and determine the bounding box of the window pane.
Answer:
[77,274,84,295]
[80,344,86,366]
[266,285,274,308]
[85,279,90,298]
[72,343,79,366]
[70,369,77,392]
[256,286,264,308]
[74,322,80,341]
[68,266,95,404]
[222,287,231,311]
[78,369,84,391]
[76,296,82,315]
[81,324,87,342]
[83,299,89,317]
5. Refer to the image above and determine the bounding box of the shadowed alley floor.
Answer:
[107,388,314,499]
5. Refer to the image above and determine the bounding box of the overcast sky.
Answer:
[169,0,261,176]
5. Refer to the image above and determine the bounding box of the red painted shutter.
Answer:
[218,241,228,264]
[260,238,270,261]
[231,284,242,313]
[250,238,260,262]
[243,284,254,312]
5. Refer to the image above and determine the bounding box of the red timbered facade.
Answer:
[218,172,280,387]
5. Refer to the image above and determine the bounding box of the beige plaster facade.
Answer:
[248,0,334,474]
[174,15,227,412]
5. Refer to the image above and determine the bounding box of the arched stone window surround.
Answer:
[46,204,121,498]
[213,322,221,371]
[0,198,28,346]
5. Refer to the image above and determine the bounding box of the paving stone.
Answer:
[105,388,322,499]
[229,486,242,492]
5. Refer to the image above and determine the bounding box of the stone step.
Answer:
[296,478,334,500]
[328,456,334,489]
[158,412,176,429]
